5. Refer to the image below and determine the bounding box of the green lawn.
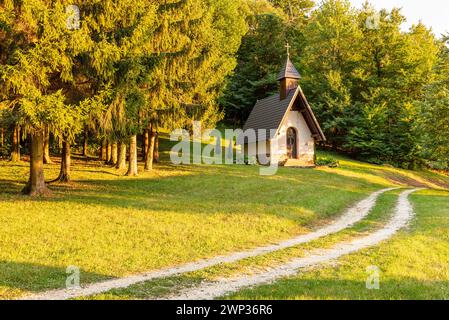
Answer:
[1,137,449,299]
[228,189,449,300]
[81,189,402,300]
[83,188,449,301]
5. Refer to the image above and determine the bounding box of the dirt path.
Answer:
[21,188,394,300]
[165,189,420,300]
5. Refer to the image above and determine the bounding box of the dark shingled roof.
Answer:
[243,90,296,142]
[242,86,326,143]
[277,57,301,80]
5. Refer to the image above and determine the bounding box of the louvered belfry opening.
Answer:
[277,56,301,100]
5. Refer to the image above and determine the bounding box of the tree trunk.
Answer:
[26,133,32,159]
[11,125,20,162]
[110,141,118,165]
[154,132,159,163]
[99,139,106,161]
[54,137,71,183]
[43,126,52,164]
[142,129,149,162]
[0,128,4,148]
[22,130,50,196]
[145,129,156,171]
[116,142,127,170]
[126,135,138,176]
[82,127,89,157]
[106,140,111,163]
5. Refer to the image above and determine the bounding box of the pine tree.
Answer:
[140,0,248,170]
[299,0,439,167]
[418,35,449,168]
[300,0,361,149]
[0,0,91,195]
[221,5,291,125]
[345,6,439,167]
[78,0,159,176]
[269,0,314,22]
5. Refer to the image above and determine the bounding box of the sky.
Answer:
[349,0,449,37]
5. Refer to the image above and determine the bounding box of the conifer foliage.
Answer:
[0,0,247,194]
[1,0,449,196]
[222,0,448,169]
[0,0,91,194]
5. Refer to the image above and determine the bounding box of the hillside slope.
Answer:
[0,135,448,299]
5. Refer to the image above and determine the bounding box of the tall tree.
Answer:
[221,0,309,125]
[344,6,439,167]
[418,35,449,168]
[269,0,314,22]
[220,12,289,124]
[300,0,439,167]
[0,0,91,195]
[78,0,159,176]
[141,0,248,169]
[300,0,362,150]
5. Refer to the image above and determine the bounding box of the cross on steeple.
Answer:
[278,42,300,100]
[285,42,291,57]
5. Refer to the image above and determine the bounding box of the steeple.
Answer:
[278,43,300,100]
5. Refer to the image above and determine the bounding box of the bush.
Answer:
[425,160,449,171]
[316,156,340,168]
[0,143,10,159]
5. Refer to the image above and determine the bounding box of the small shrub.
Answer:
[316,156,340,168]
[0,143,10,159]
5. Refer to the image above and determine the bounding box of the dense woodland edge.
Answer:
[1,0,449,196]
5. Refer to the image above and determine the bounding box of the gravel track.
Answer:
[165,189,420,300]
[21,188,395,300]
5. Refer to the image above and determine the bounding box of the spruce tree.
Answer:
[0,0,91,195]
[221,9,290,125]
[418,35,449,168]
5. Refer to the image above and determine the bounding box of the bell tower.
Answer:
[277,43,301,100]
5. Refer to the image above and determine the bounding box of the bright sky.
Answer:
[349,0,449,37]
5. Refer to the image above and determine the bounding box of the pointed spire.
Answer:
[277,43,301,81]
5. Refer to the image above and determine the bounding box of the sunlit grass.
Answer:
[82,189,400,300]
[1,138,449,299]
[0,157,376,299]
[228,190,449,300]
[317,151,449,189]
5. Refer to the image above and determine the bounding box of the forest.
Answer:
[1,0,449,197]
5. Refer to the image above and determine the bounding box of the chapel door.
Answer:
[286,128,298,159]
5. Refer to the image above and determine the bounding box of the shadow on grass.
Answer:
[81,274,204,300]
[0,261,111,298]
[70,169,122,177]
[226,277,449,300]
[1,161,383,225]
[0,180,25,195]
[42,166,379,223]
[78,273,449,300]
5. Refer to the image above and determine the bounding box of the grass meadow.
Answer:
[1,134,449,299]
